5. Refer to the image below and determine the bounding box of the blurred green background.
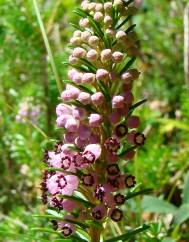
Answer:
[0,0,189,241]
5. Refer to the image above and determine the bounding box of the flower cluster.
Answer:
[16,97,41,124]
[41,0,145,238]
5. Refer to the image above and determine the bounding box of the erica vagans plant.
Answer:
[41,0,150,241]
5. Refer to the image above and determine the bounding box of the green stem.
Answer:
[90,227,101,242]
[32,0,63,94]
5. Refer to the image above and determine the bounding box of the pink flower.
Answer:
[84,144,101,161]
[64,132,77,143]
[112,51,124,63]
[78,124,91,140]
[112,95,125,108]
[72,47,86,58]
[46,173,79,196]
[82,73,95,84]
[68,69,77,80]
[101,49,112,62]
[77,92,91,105]
[125,150,136,160]
[109,111,122,124]
[89,134,100,144]
[89,113,102,127]
[91,92,104,106]
[42,0,146,235]
[58,219,76,237]
[65,118,79,132]
[127,116,140,128]
[75,137,88,149]
[62,200,77,212]
[72,107,86,120]
[94,12,104,22]
[56,114,72,128]
[73,72,83,84]
[87,49,99,61]
[92,204,107,220]
[56,104,72,117]
[123,91,134,104]
[96,69,109,81]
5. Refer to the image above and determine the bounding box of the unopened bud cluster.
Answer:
[41,0,145,238]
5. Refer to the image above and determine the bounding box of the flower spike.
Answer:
[41,0,147,239]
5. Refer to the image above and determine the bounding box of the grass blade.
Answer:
[116,15,132,30]
[104,224,150,242]
[125,188,153,200]
[32,0,63,93]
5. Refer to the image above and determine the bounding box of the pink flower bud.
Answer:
[56,104,72,117]
[68,69,77,80]
[73,30,82,37]
[72,47,86,58]
[89,113,102,127]
[112,51,124,63]
[88,2,96,11]
[105,28,115,37]
[77,92,91,105]
[87,49,99,61]
[56,114,72,127]
[69,55,78,65]
[96,69,109,81]
[65,118,79,132]
[70,37,81,46]
[112,95,125,108]
[79,18,90,28]
[116,31,126,41]
[104,15,113,26]
[91,92,104,106]
[121,72,133,84]
[94,12,104,22]
[61,89,79,101]
[73,72,83,84]
[81,1,90,11]
[82,73,95,84]
[88,36,100,47]
[81,31,91,42]
[101,49,112,62]
[95,3,103,11]
[127,116,140,128]
[104,2,112,12]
